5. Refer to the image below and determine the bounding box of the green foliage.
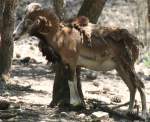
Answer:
[143,52,150,67]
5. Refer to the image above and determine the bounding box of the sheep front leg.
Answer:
[67,65,85,108]
[50,63,84,108]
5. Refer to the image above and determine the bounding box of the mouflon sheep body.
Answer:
[13,4,147,118]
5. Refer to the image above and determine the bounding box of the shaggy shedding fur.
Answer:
[36,33,61,63]
[64,16,92,47]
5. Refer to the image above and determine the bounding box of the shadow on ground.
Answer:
[11,59,55,80]
[5,83,49,97]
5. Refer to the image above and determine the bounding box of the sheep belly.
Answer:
[77,56,115,71]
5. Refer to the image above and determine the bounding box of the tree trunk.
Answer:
[78,0,107,23]
[0,0,17,92]
[148,0,150,23]
[50,0,106,108]
[53,0,65,20]
[50,63,70,107]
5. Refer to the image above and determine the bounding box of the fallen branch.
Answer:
[86,99,145,121]
[111,101,129,110]
[85,90,101,94]
[0,113,16,119]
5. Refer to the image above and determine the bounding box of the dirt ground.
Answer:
[0,37,150,122]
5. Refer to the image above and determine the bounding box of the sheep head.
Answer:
[13,3,59,40]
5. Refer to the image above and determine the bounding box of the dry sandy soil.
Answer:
[0,34,149,122]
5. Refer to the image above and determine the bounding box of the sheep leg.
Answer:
[128,68,147,118]
[138,87,147,118]
[67,65,83,107]
[115,64,136,112]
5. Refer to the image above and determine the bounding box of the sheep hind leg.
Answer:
[128,68,147,118]
[138,87,147,119]
[115,64,136,113]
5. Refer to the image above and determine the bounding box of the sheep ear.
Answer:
[48,21,52,27]
[37,19,40,25]
[35,19,40,25]
[75,16,89,26]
